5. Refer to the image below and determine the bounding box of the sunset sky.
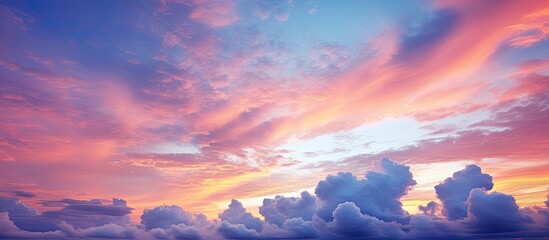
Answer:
[1,0,549,239]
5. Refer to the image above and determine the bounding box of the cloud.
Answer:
[10,190,36,198]
[418,201,439,216]
[315,158,416,223]
[259,191,317,227]
[434,165,494,220]
[218,199,262,232]
[165,224,202,240]
[1,211,144,239]
[406,214,464,239]
[2,158,549,239]
[324,202,405,238]
[0,197,38,216]
[0,212,64,238]
[507,8,549,47]
[0,197,59,232]
[39,198,133,229]
[465,189,531,233]
[0,197,133,232]
[280,217,318,238]
[44,199,132,216]
[0,5,34,31]
[189,0,239,27]
[140,205,193,230]
[1,3,545,228]
[1,0,549,238]
[324,94,549,204]
[218,220,259,239]
[524,195,549,227]
[59,222,144,239]
[253,1,291,22]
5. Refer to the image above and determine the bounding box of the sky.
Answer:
[1,0,549,239]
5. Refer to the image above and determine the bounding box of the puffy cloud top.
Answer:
[0,198,48,231]
[465,189,531,233]
[434,164,493,220]
[141,205,193,230]
[0,198,38,216]
[315,158,416,223]
[259,191,317,227]
[219,199,263,232]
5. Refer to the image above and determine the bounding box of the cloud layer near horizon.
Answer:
[1,158,549,239]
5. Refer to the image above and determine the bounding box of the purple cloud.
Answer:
[259,191,317,227]
[0,197,60,232]
[418,201,439,216]
[0,212,64,238]
[0,197,37,216]
[217,220,259,239]
[219,199,262,232]
[406,215,464,239]
[165,224,202,240]
[40,198,133,229]
[315,158,416,223]
[10,190,36,198]
[59,222,143,239]
[324,202,405,238]
[280,217,318,238]
[140,205,192,230]
[0,197,133,232]
[465,189,531,233]
[434,165,494,220]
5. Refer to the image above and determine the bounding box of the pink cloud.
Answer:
[317,94,549,170]
[0,5,34,31]
[189,0,239,27]
[508,8,549,47]
[161,32,180,47]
